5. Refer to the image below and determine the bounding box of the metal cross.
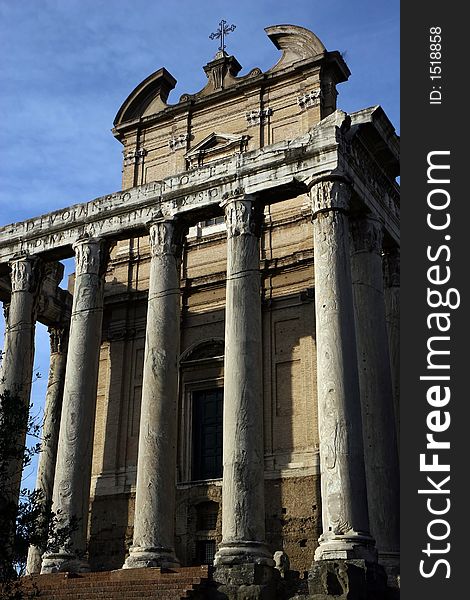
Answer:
[209,19,236,52]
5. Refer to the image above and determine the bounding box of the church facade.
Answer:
[0,24,400,598]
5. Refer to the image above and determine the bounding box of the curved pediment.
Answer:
[264,24,326,71]
[113,67,176,126]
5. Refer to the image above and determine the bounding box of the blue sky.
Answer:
[0,0,399,485]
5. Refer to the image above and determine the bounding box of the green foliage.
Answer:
[0,387,76,589]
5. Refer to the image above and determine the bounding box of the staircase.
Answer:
[18,566,213,599]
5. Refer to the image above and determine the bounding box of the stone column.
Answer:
[350,216,400,567]
[383,246,400,439]
[0,255,41,572]
[310,180,376,562]
[41,237,109,573]
[123,218,184,569]
[26,325,68,575]
[214,195,273,569]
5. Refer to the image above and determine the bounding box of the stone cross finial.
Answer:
[209,19,236,52]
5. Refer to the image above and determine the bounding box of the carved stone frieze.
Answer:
[349,139,400,221]
[168,134,189,151]
[298,89,321,110]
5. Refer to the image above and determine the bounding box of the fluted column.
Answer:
[214,194,273,568]
[123,218,184,569]
[0,255,41,572]
[383,247,400,439]
[310,180,376,562]
[350,216,400,567]
[26,325,68,575]
[41,237,109,573]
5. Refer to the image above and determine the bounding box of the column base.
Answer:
[378,551,400,590]
[308,559,388,600]
[214,541,275,568]
[214,563,279,600]
[40,553,90,574]
[314,531,377,563]
[122,546,180,569]
[25,545,42,575]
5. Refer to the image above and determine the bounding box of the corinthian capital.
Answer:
[48,325,69,354]
[10,255,41,293]
[310,179,351,217]
[148,219,182,258]
[222,195,261,239]
[73,237,108,277]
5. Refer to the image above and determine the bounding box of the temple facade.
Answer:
[0,24,400,598]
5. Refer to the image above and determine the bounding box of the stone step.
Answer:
[12,566,212,600]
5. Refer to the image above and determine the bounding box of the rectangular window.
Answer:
[195,540,216,565]
[203,216,225,227]
[192,388,223,480]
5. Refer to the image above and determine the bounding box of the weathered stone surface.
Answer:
[308,559,387,599]
[383,247,400,438]
[41,238,109,573]
[350,216,399,569]
[0,24,400,596]
[214,197,272,568]
[26,325,69,574]
[0,254,42,567]
[215,564,279,600]
[123,219,185,569]
[0,109,399,267]
[310,181,375,562]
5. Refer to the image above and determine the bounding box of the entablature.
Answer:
[0,107,399,274]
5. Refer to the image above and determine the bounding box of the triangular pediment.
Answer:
[185,132,249,168]
[187,132,245,155]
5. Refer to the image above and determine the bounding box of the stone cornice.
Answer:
[0,126,339,268]
[0,107,400,269]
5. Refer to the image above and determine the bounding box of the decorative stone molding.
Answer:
[311,180,351,216]
[0,108,400,263]
[123,147,147,167]
[350,216,384,255]
[2,303,9,326]
[49,326,69,354]
[168,134,190,152]
[221,186,245,202]
[10,255,40,293]
[349,139,400,221]
[185,133,249,169]
[298,89,322,110]
[245,107,273,126]
[73,237,107,277]
[149,220,180,257]
[222,197,260,238]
